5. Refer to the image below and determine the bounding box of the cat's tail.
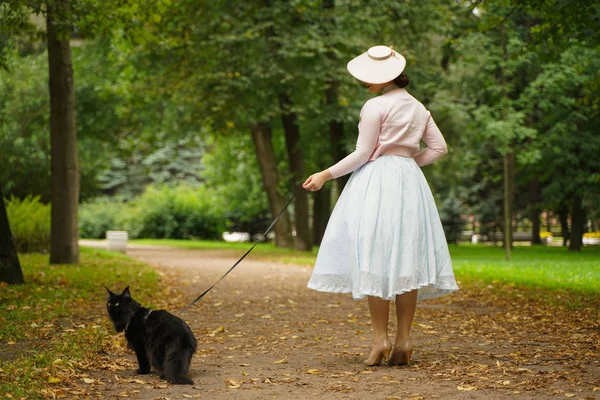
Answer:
[164,345,195,385]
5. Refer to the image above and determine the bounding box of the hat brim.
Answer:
[347,51,406,84]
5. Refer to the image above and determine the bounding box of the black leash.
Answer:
[180,193,296,313]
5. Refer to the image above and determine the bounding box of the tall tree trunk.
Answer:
[569,195,584,252]
[528,179,542,245]
[47,1,79,264]
[558,202,570,247]
[323,0,348,193]
[312,187,331,246]
[279,94,311,251]
[500,21,512,260]
[250,123,293,248]
[502,152,514,259]
[0,190,24,284]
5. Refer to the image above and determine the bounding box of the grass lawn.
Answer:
[0,248,159,399]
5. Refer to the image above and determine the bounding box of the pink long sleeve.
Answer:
[413,115,448,167]
[328,100,381,179]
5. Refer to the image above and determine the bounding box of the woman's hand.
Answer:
[302,170,333,192]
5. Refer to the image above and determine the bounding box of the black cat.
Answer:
[105,286,197,384]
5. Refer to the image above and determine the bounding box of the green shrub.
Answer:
[78,184,227,240]
[5,196,51,252]
[132,184,226,240]
[79,197,134,239]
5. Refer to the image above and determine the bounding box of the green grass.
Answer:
[0,248,159,399]
[449,244,600,295]
[130,239,600,294]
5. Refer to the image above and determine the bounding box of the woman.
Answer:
[303,45,458,367]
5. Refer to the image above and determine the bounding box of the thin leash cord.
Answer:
[180,193,297,313]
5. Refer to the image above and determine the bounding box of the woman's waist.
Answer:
[369,145,416,160]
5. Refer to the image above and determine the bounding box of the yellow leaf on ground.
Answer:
[457,385,477,391]
[52,359,64,366]
[306,369,320,374]
[225,378,241,388]
[274,357,288,364]
[564,395,576,398]
[47,376,61,384]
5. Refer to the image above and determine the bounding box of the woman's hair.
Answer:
[393,72,409,88]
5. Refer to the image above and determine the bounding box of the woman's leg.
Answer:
[389,289,417,365]
[364,296,392,366]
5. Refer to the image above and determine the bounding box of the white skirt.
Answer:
[308,155,458,301]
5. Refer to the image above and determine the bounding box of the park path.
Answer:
[86,244,599,400]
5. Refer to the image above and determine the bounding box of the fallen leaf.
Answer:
[564,395,576,398]
[47,376,61,384]
[225,378,242,388]
[306,369,320,374]
[457,385,477,391]
[274,357,288,364]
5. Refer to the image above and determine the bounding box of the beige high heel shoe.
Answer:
[364,341,392,366]
[388,338,413,366]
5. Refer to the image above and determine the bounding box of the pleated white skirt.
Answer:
[308,155,458,301]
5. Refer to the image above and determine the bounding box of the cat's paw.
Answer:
[136,368,151,375]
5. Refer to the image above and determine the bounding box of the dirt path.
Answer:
[91,246,599,400]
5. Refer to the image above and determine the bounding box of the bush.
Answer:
[79,197,133,239]
[132,185,226,240]
[5,196,51,252]
[78,184,227,240]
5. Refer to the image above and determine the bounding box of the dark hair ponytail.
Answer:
[393,72,409,88]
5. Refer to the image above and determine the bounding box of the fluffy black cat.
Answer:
[105,286,197,384]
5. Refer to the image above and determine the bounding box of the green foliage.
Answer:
[79,197,129,239]
[79,184,227,240]
[0,47,51,201]
[133,184,225,240]
[201,134,271,233]
[5,196,50,253]
[439,193,465,244]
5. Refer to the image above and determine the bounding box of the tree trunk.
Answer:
[47,1,80,264]
[500,21,512,260]
[502,152,514,259]
[569,195,584,252]
[279,94,311,251]
[0,190,24,284]
[250,123,293,248]
[528,179,542,245]
[323,0,348,193]
[312,187,331,246]
[558,202,570,247]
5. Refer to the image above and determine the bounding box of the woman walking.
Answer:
[303,45,458,366]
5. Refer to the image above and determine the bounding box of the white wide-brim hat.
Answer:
[347,45,406,84]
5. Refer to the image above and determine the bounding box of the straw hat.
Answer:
[347,45,406,84]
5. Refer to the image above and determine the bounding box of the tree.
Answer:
[522,44,600,251]
[0,189,24,284]
[1,0,147,262]
[46,0,79,263]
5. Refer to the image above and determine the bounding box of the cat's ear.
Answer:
[105,286,116,296]
[122,286,131,298]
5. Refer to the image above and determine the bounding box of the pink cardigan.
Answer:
[328,85,448,179]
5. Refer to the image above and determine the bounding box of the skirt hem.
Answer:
[307,281,459,301]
